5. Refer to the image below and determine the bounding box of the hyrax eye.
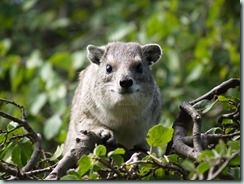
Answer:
[135,63,143,73]
[106,64,113,73]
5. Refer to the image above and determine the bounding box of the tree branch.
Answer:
[167,78,240,160]
[189,78,240,105]
[22,133,43,172]
[180,102,202,152]
[45,130,103,180]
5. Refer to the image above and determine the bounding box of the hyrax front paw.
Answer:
[98,129,116,146]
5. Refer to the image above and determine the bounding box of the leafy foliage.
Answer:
[0,0,240,181]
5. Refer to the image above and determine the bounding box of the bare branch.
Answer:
[189,78,240,105]
[24,165,55,176]
[0,98,27,120]
[22,133,43,172]
[181,132,240,147]
[167,78,240,160]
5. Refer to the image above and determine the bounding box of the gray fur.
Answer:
[64,42,162,154]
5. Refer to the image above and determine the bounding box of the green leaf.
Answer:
[43,114,62,140]
[88,172,99,180]
[155,168,165,179]
[30,93,47,115]
[146,125,174,147]
[12,141,33,168]
[229,155,240,166]
[60,170,80,180]
[107,148,125,157]
[78,155,92,176]
[50,144,64,161]
[7,121,19,130]
[26,50,43,69]
[12,146,22,167]
[165,154,179,163]
[193,99,218,114]
[186,64,203,83]
[227,140,240,152]
[22,0,38,11]
[93,145,107,157]
[0,142,15,161]
[49,52,72,69]
[218,95,228,102]
[111,155,124,167]
[197,150,214,162]
[215,140,226,156]
[197,162,210,174]
[181,159,195,172]
[139,163,153,176]
[217,95,237,110]
[205,127,222,134]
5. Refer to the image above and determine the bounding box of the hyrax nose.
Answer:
[120,78,133,88]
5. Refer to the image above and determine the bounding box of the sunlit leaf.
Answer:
[44,114,62,140]
[108,148,125,157]
[197,162,210,174]
[78,155,92,176]
[146,125,174,147]
[111,154,124,167]
[197,150,214,162]
[215,140,226,156]
[93,145,107,157]
[30,93,47,115]
[50,144,64,161]
[227,140,240,152]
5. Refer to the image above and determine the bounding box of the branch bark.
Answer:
[45,130,103,180]
[167,78,240,160]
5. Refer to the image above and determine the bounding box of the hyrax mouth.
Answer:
[118,88,136,95]
[111,88,139,95]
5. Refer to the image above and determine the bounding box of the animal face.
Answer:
[87,42,162,109]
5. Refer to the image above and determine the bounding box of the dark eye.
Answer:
[135,63,143,73]
[106,64,113,74]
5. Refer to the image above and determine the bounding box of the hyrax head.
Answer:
[87,42,162,109]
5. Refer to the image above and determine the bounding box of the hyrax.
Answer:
[64,42,162,154]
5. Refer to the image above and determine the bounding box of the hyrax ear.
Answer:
[142,44,162,65]
[87,45,105,65]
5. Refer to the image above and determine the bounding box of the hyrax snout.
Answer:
[64,42,162,154]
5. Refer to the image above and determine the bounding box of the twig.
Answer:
[0,110,38,143]
[95,157,122,178]
[22,133,43,172]
[207,151,240,180]
[189,78,240,105]
[0,163,18,177]
[181,132,240,147]
[0,99,44,175]
[0,98,27,120]
[217,103,240,125]
[24,165,55,176]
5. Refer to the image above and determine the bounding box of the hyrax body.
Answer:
[64,42,162,154]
